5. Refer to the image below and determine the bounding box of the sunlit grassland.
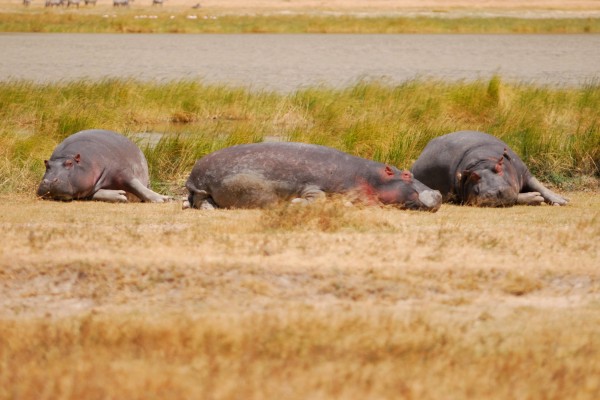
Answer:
[0,75,599,399]
[0,192,599,399]
[0,10,599,33]
[1,78,598,196]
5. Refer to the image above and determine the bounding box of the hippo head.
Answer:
[37,154,95,200]
[457,150,520,207]
[367,168,442,212]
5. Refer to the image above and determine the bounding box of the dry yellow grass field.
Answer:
[1,191,598,399]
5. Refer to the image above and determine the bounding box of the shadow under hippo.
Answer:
[411,130,568,207]
[184,142,442,212]
[37,129,171,203]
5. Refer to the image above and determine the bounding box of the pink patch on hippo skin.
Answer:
[401,170,412,183]
[357,180,379,205]
[377,188,406,205]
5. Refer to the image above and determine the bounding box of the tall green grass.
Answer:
[0,12,599,34]
[0,78,598,195]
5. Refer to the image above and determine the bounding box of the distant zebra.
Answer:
[45,0,64,6]
[84,0,97,5]
[113,0,129,6]
[67,0,80,7]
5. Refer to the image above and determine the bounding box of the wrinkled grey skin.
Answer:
[411,130,568,207]
[184,142,442,212]
[37,129,171,203]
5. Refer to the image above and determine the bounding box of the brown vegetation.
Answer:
[0,192,598,399]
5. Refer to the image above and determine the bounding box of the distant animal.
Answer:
[152,0,163,5]
[184,142,442,211]
[113,0,129,6]
[23,0,31,7]
[410,130,568,207]
[191,2,200,8]
[67,0,79,7]
[37,129,171,203]
[45,0,64,7]
[83,0,96,5]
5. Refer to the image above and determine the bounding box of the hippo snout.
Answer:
[37,178,57,196]
[418,189,442,212]
[37,177,74,200]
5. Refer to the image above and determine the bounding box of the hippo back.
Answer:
[53,129,150,186]
[189,142,384,195]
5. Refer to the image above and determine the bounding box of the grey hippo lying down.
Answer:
[411,130,568,207]
[184,142,443,212]
[37,129,171,203]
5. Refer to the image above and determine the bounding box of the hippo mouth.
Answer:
[465,191,518,207]
[37,179,76,201]
[37,189,74,201]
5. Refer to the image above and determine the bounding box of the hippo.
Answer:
[410,130,568,207]
[37,129,171,203]
[183,142,442,212]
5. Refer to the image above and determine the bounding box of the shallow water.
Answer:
[1,33,598,90]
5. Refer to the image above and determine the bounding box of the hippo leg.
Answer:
[517,192,545,206]
[126,178,172,203]
[92,189,128,203]
[182,189,216,210]
[524,177,568,206]
[291,185,326,205]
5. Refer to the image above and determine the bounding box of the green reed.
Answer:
[0,78,598,194]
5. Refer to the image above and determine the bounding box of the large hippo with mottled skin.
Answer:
[410,130,568,207]
[183,142,442,212]
[37,129,171,203]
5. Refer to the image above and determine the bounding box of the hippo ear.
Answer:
[74,154,81,164]
[495,156,504,175]
[384,165,394,177]
[400,170,412,182]
[44,160,49,168]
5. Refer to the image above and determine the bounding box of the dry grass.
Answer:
[1,191,599,399]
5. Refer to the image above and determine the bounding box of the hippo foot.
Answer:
[525,177,568,206]
[182,197,216,210]
[290,186,326,206]
[517,192,544,206]
[291,198,309,206]
[92,189,128,203]
[127,179,173,203]
[543,193,569,206]
[151,194,174,203]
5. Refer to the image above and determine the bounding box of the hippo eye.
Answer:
[64,160,73,168]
